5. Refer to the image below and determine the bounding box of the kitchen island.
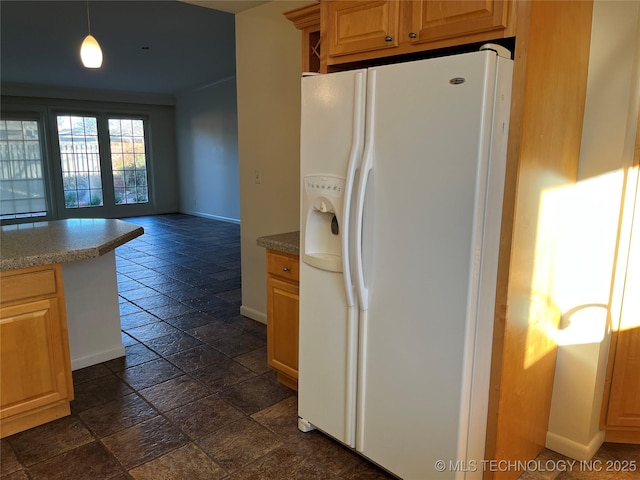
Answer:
[1,218,143,437]
[1,218,143,370]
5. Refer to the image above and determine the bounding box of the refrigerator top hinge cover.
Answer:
[479,43,512,59]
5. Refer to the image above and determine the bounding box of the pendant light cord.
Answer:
[86,0,92,34]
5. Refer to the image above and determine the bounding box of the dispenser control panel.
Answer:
[304,175,345,197]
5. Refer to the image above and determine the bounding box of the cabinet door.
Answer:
[409,0,509,44]
[606,327,640,428]
[1,298,72,419]
[605,159,640,432]
[266,276,299,383]
[324,0,400,57]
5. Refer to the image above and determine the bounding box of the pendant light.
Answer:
[80,0,103,68]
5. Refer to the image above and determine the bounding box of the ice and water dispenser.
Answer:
[302,175,345,273]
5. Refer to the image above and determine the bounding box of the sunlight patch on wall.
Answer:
[524,168,627,367]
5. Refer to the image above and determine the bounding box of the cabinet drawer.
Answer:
[267,251,299,282]
[1,267,58,305]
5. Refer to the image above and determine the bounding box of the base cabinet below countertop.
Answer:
[0,264,74,438]
[265,249,299,391]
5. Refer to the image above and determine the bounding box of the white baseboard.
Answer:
[240,305,267,325]
[545,430,605,461]
[71,345,126,371]
[179,208,240,224]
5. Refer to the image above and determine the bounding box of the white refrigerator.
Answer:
[298,45,513,480]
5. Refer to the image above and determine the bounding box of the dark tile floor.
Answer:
[1,214,394,480]
[2,214,638,479]
[522,444,640,480]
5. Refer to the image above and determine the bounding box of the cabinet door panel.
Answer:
[325,0,399,57]
[410,0,509,44]
[606,327,640,427]
[267,276,299,380]
[1,299,70,419]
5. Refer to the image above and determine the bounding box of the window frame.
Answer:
[48,109,154,219]
[0,107,57,224]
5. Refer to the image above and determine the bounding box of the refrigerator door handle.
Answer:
[342,71,367,447]
[342,71,366,308]
[353,71,376,311]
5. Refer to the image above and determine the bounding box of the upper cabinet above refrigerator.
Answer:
[320,0,515,68]
[285,1,515,74]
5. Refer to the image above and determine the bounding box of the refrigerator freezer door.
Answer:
[298,69,366,447]
[355,51,508,479]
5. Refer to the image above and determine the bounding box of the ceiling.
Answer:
[182,0,268,14]
[0,1,267,96]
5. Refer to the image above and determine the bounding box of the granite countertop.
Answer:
[1,218,144,271]
[256,231,300,256]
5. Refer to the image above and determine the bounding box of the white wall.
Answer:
[546,0,640,460]
[176,77,240,223]
[235,1,309,322]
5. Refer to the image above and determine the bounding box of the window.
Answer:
[54,114,150,212]
[109,119,149,205]
[57,115,103,208]
[0,118,48,220]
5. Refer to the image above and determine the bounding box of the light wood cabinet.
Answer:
[602,327,640,442]
[265,250,299,390]
[408,0,510,45]
[321,0,514,68]
[600,110,640,444]
[285,1,514,73]
[284,2,322,73]
[0,264,73,438]
[323,1,400,58]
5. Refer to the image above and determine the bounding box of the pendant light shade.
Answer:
[80,1,102,69]
[81,34,103,68]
